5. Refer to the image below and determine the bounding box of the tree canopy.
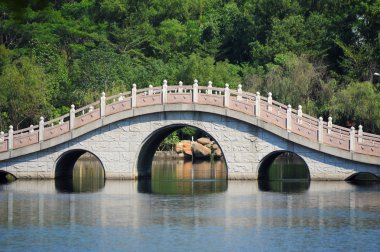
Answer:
[0,0,379,133]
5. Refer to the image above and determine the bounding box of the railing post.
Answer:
[327,116,332,134]
[148,85,153,95]
[297,105,302,124]
[255,92,261,117]
[132,84,137,108]
[0,131,4,142]
[267,92,272,112]
[207,81,213,95]
[70,105,75,130]
[286,105,292,131]
[89,105,94,112]
[8,125,13,150]
[118,93,124,101]
[100,92,106,117]
[350,126,355,151]
[224,84,230,108]
[39,117,44,142]
[358,125,363,143]
[29,125,34,133]
[318,117,323,143]
[162,79,168,104]
[178,81,183,93]
[193,79,198,103]
[237,84,242,101]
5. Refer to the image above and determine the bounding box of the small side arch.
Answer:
[258,151,310,181]
[54,149,105,179]
[345,172,380,182]
[0,170,17,183]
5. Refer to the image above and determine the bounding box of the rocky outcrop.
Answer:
[192,142,211,158]
[197,137,211,145]
[175,138,222,160]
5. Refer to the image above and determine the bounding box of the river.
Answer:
[1,159,380,251]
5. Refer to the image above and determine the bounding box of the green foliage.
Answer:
[330,81,380,132]
[0,0,379,133]
[0,56,52,129]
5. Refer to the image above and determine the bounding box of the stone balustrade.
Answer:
[0,80,379,157]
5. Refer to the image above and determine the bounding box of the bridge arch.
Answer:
[0,170,17,183]
[135,123,226,179]
[258,151,310,181]
[345,172,380,182]
[54,149,105,179]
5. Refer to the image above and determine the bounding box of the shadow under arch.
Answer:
[136,124,227,179]
[345,172,380,186]
[0,170,17,184]
[258,150,310,181]
[258,151,310,193]
[54,149,105,193]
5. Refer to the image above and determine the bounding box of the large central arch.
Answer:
[135,123,227,179]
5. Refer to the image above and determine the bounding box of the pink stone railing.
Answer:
[1,79,380,157]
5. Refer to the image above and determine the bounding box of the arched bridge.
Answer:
[0,80,379,180]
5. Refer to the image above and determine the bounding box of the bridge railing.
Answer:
[1,79,380,158]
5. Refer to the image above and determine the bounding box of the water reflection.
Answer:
[258,180,310,193]
[139,159,227,195]
[55,155,105,193]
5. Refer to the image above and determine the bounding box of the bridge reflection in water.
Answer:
[55,153,105,193]
[138,159,228,195]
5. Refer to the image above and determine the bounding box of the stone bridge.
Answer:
[0,80,379,180]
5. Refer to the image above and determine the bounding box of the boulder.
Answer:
[175,142,184,153]
[182,141,192,156]
[197,137,211,145]
[192,142,211,158]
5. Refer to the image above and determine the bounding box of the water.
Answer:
[1,160,380,251]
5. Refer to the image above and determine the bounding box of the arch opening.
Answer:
[136,124,227,194]
[345,172,380,186]
[258,151,310,193]
[0,170,17,184]
[55,150,105,193]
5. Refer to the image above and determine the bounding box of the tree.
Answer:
[330,81,380,133]
[0,56,52,130]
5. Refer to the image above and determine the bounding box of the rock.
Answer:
[192,142,211,158]
[175,140,192,156]
[212,143,219,150]
[212,143,222,158]
[214,147,222,158]
[182,141,192,156]
[197,137,211,145]
[175,142,184,153]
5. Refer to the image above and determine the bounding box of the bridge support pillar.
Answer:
[286,105,292,131]
[132,84,137,107]
[162,80,168,103]
[70,105,75,130]
[358,125,363,143]
[224,84,230,107]
[318,117,323,143]
[237,84,242,101]
[267,92,272,112]
[255,92,261,117]
[193,80,198,103]
[207,81,213,95]
[8,125,13,150]
[350,127,356,151]
[39,117,44,142]
[327,116,332,134]
[100,92,106,117]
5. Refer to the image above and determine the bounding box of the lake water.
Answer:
[1,159,380,251]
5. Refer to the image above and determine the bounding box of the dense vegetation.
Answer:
[0,0,379,133]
